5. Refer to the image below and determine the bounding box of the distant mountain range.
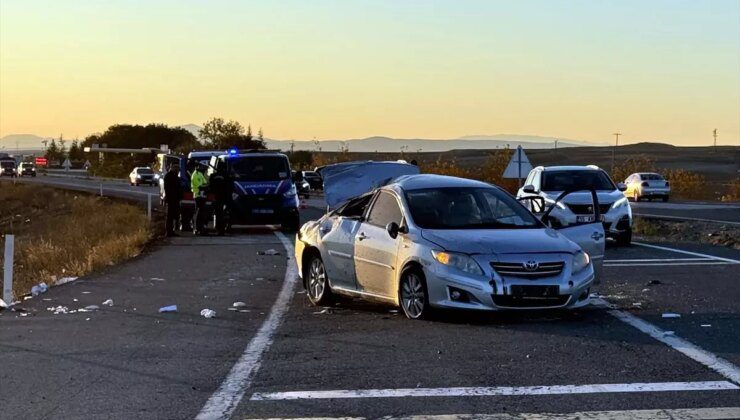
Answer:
[1,126,607,152]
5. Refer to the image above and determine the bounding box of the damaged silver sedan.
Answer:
[295,162,605,319]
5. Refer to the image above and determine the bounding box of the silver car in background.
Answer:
[624,172,670,202]
[295,163,605,320]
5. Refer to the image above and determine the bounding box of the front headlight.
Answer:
[284,184,297,198]
[136,174,142,179]
[431,250,484,276]
[611,197,628,209]
[572,251,590,274]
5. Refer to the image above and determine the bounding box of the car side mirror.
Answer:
[517,196,545,214]
[522,184,537,194]
[617,182,627,192]
[386,222,407,239]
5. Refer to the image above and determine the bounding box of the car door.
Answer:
[354,190,403,297]
[319,194,373,291]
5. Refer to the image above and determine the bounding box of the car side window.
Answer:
[524,171,534,187]
[366,191,403,227]
[336,194,373,218]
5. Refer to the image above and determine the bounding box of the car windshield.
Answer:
[1,161,14,168]
[542,170,615,191]
[137,168,153,174]
[642,173,664,180]
[405,187,541,229]
[229,156,290,181]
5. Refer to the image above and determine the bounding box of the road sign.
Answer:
[35,157,48,166]
[62,158,72,171]
[502,145,533,185]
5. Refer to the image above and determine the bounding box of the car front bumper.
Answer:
[549,205,632,236]
[423,261,595,311]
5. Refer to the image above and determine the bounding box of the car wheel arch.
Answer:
[301,245,322,289]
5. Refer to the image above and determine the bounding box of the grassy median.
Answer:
[0,183,151,300]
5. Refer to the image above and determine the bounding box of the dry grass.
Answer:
[0,183,150,299]
[633,217,739,249]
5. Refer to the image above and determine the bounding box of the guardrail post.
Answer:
[99,183,103,197]
[147,194,152,220]
[3,235,14,305]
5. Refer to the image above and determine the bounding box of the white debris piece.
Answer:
[701,324,712,328]
[228,307,238,311]
[102,299,113,306]
[48,305,69,315]
[84,305,100,311]
[81,291,91,294]
[159,305,177,313]
[200,309,216,318]
[55,277,79,286]
[232,302,247,308]
[31,282,49,296]
[662,313,681,318]
[258,249,280,256]
[0,298,7,309]
[313,308,332,315]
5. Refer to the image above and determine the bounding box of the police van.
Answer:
[208,149,300,231]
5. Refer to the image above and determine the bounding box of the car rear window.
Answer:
[137,168,154,174]
[641,174,664,180]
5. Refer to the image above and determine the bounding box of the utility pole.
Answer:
[554,139,558,151]
[713,129,718,151]
[611,132,621,174]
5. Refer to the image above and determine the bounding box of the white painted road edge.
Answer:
[196,231,297,420]
[633,242,740,264]
[634,212,740,226]
[243,407,740,420]
[250,380,737,400]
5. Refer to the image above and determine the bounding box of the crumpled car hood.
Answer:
[421,228,578,255]
[319,161,419,209]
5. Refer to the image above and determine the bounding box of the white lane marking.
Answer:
[605,258,710,262]
[634,213,740,226]
[244,407,740,420]
[196,231,297,420]
[593,299,740,384]
[249,380,737,401]
[604,262,731,267]
[633,242,740,264]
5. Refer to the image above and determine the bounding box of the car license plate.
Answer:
[252,209,274,214]
[510,285,559,297]
[577,215,605,223]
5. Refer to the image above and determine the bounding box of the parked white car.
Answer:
[517,165,632,246]
[624,172,670,202]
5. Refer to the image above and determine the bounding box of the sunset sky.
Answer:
[1,0,738,145]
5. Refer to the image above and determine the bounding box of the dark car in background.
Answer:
[302,170,323,190]
[1,160,17,177]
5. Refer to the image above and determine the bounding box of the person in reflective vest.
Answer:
[191,163,209,235]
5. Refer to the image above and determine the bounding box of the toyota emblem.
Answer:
[523,260,539,271]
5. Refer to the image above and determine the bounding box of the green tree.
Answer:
[199,118,265,150]
[68,139,85,162]
[58,137,67,160]
[45,139,62,163]
[257,128,264,142]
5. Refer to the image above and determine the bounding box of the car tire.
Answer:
[616,227,632,246]
[398,267,431,320]
[305,255,333,306]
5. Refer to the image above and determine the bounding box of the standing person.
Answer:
[191,162,209,235]
[163,163,182,237]
[210,160,233,236]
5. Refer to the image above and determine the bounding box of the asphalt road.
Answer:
[631,201,740,225]
[1,176,739,419]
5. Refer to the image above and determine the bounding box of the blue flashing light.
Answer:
[228,148,238,156]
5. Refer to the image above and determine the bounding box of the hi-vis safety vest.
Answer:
[191,171,207,197]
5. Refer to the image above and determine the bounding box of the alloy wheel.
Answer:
[308,258,326,301]
[401,272,425,319]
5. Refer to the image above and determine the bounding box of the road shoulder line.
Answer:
[633,242,740,264]
[195,231,298,419]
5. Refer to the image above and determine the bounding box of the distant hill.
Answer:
[0,134,47,150]
[0,128,608,153]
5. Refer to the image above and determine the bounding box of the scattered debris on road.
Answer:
[159,305,178,313]
[31,282,49,296]
[0,298,7,310]
[82,305,100,311]
[102,299,114,306]
[200,309,216,318]
[48,305,69,315]
[701,324,712,327]
[662,313,681,318]
[232,302,247,308]
[257,249,281,256]
[54,276,79,286]
[313,308,333,315]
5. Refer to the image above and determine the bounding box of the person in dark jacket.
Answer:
[210,160,234,235]
[163,163,183,236]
